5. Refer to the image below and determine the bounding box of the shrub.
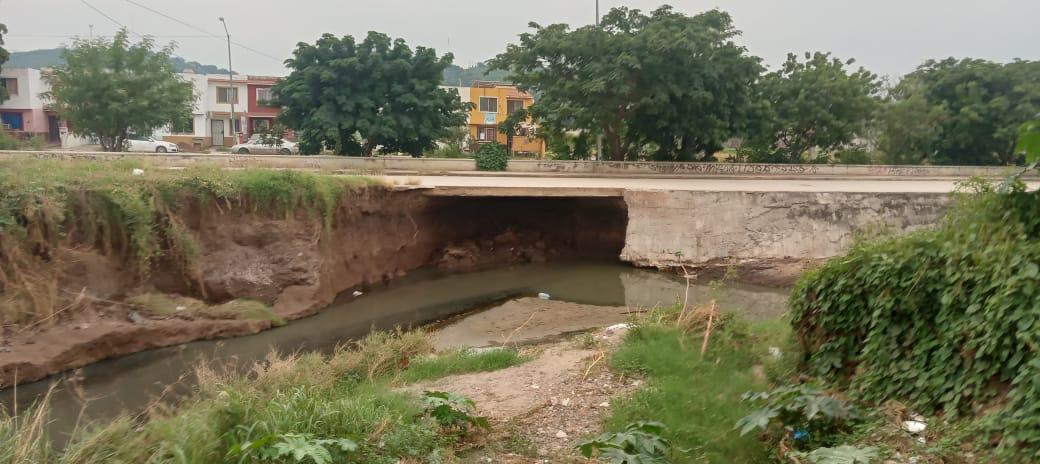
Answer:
[735,384,860,450]
[789,179,1040,459]
[0,131,18,150]
[576,421,673,464]
[474,143,508,171]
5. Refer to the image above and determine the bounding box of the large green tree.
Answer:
[876,89,948,165]
[275,32,470,157]
[0,23,9,103]
[744,52,881,163]
[45,30,193,152]
[899,58,1040,165]
[491,6,762,161]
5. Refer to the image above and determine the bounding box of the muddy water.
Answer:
[0,261,788,441]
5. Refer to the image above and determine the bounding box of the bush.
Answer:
[831,146,874,165]
[474,143,508,171]
[790,179,1040,460]
[0,131,18,150]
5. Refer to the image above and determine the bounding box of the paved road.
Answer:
[381,175,1036,193]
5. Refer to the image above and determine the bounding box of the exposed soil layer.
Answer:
[0,189,630,388]
[416,324,637,462]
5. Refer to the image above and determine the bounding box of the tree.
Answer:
[45,30,193,152]
[745,52,881,163]
[491,7,762,161]
[0,23,9,103]
[900,58,1040,165]
[876,92,948,165]
[275,32,470,157]
[498,107,529,154]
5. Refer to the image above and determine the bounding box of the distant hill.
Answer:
[442,62,510,86]
[7,48,234,74]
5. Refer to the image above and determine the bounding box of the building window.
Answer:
[479,96,498,113]
[507,100,524,115]
[252,118,271,133]
[256,88,274,105]
[0,78,17,96]
[171,117,194,134]
[1,112,24,130]
[478,126,497,142]
[217,87,239,104]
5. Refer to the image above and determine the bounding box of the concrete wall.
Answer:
[0,151,1034,179]
[620,190,949,268]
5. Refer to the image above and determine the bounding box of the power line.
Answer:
[79,0,144,39]
[121,0,284,63]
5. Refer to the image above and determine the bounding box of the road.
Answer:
[380,175,1034,193]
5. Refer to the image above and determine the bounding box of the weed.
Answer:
[126,293,284,325]
[735,384,860,450]
[421,391,491,433]
[399,348,527,383]
[605,316,780,462]
[576,421,673,464]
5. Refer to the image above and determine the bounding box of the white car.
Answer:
[126,136,179,153]
[231,135,299,155]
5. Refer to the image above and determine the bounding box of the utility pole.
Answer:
[219,17,236,144]
[595,0,603,161]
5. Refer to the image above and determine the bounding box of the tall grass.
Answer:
[0,329,532,464]
[605,305,796,463]
[0,160,380,327]
[399,348,528,383]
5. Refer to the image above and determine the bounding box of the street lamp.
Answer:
[218,17,236,144]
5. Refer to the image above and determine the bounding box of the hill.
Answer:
[7,48,233,74]
[442,62,510,86]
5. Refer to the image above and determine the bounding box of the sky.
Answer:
[2,0,1039,79]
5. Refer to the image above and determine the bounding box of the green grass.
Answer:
[0,330,470,464]
[125,293,285,326]
[399,348,529,384]
[605,316,795,463]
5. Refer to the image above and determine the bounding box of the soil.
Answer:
[414,324,638,463]
[431,297,631,350]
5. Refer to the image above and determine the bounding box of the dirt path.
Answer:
[414,324,638,462]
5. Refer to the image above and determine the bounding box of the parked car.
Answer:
[126,136,179,153]
[231,135,299,155]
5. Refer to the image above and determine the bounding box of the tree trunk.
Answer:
[604,124,625,162]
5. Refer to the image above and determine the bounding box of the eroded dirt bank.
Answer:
[0,188,629,388]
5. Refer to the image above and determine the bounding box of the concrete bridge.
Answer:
[2,150,1031,278]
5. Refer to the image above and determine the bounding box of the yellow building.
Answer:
[465,81,544,156]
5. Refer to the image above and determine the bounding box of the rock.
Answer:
[538,292,551,300]
[352,290,364,297]
[127,311,147,324]
[131,168,145,176]
[175,305,186,312]
[768,346,782,358]
[598,401,610,408]
[0,347,10,353]
[560,397,571,407]
[555,430,568,439]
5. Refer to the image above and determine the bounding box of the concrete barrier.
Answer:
[0,150,1033,178]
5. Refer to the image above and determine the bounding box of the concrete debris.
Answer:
[902,413,927,434]
[768,346,782,358]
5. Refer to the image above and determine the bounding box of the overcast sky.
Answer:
[2,0,1038,79]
